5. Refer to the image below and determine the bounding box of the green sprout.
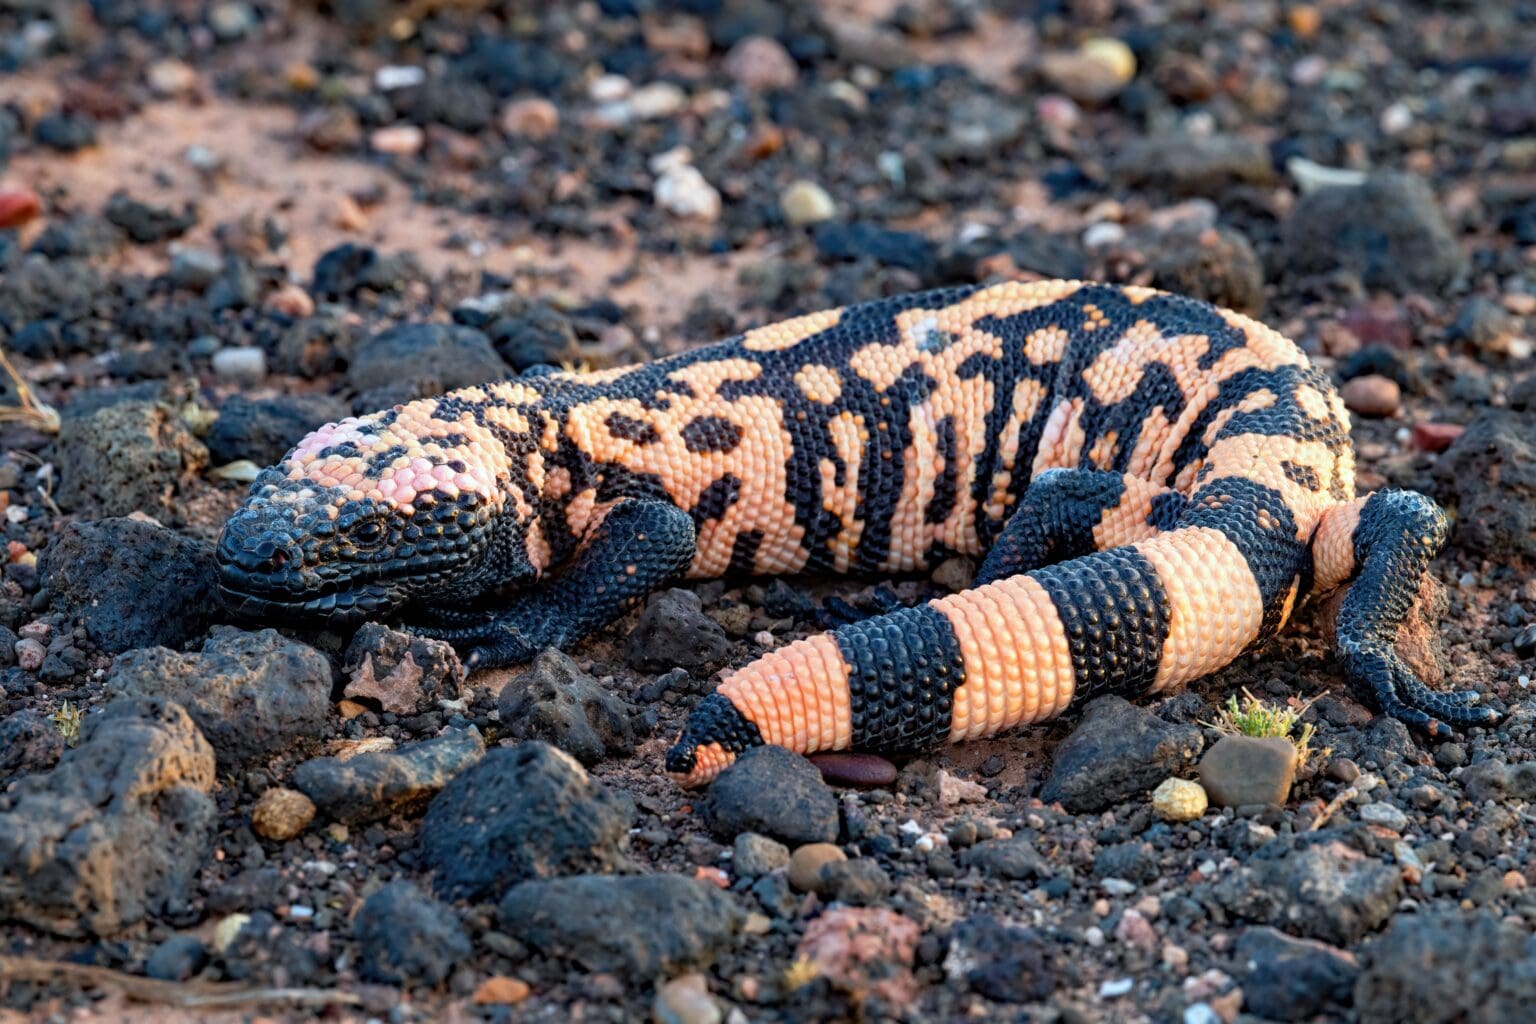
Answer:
[49,701,84,748]
[1206,689,1319,767]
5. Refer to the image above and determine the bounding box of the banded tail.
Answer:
[666,510,1282,787]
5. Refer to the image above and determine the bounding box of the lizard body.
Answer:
[217,280,1498,785]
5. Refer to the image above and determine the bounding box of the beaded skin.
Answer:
[216,281,1498,786]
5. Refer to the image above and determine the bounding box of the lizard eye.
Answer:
[353,521,384,544]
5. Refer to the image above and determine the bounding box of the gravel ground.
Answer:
[2,1,1536,1022]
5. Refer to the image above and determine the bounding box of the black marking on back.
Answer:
[595,462,671,504]
[363,444,408,478]
[1171,364,1349,494]
[1032,546,1171,699]
[692,474,742,523]
[680,415,743,453]
[316,442,363,461]
[729,529,763,575]
[1282,460,1322,492]
[836,603,966,754]
[925,414,959,525]
[605,411,659,445]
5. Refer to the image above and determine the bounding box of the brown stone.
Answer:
[788,842,846,892]
[809,752,897,789]
[251,787,315,841]
[1341,375,1401,418]
[1412,422,1465,453]
[473,976,531,1005]
[1198,735,1298,807]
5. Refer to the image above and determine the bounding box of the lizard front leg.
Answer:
[976,468,1186,586]
[1316,490,1500,734]
[408,497,696,671]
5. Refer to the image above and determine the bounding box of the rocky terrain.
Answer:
[2,0,1536,1022]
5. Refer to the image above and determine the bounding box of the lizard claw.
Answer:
[1342,642,1502,736]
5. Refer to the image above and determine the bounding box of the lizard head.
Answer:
[216,398,538,627]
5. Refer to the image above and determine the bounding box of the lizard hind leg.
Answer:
[1324,490,1501,734]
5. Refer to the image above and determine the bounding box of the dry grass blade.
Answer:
[0,349,60,435]
[0,955,363,1009]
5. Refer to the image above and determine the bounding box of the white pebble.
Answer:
[184,144,222,173]
[654,164,722,222]
[630,82,686,119]
[375,65,425,91]
[1286,156,1369,195]
[1519,675,1531,689]
[1083,222,1125,248]
[286,904,315,920]
[1098,978,1134,998]
[1102,877,1137,896]
[1380,102,1413,134]
[898,819,924,838]
[211,346,266,384]
[1184,1004,1222,1024]
[1084,926,1105,947]
[781,181,836,225]
[914,835,936,853]
[589,73,632,103]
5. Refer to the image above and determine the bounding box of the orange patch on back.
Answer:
[742,308,842,352]
[794,364,843,404]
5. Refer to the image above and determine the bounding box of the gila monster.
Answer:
[216,280,1500,786]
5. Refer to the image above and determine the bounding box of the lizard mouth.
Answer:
[217,575,404,628]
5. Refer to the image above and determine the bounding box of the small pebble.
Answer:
[370,125,425,157]
[1152,777,1208,821]
[0,187,42,230]
[1184,1004,1223,1024]
[212,913,251,954]
[15,639,45,671]
[724,36,798,91]
[1359,802,1409,832]
[653,974,722,1024]
[654,163,722,221]
[473,977,531,1005]
[788,843,846,892]
[808,752,896,788]
[590,75,632,103]
[374,65,425,91]
[1411,422,1464,453]
[501,98,560,139]
[1341,375,1401,417]
[631,82,686,120]
[211,346,267,385]
[1084,222,1126,248]
[146,60,197,97]
[266,284,316,318]
[1513,624,1535,659]
[1099,977,1135,998]
[780,181,836,225]
[251,787,316,841]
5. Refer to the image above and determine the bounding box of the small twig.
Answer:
[1308,773,1377,831]
[0,348,60,435]
[0,955,363,1009]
